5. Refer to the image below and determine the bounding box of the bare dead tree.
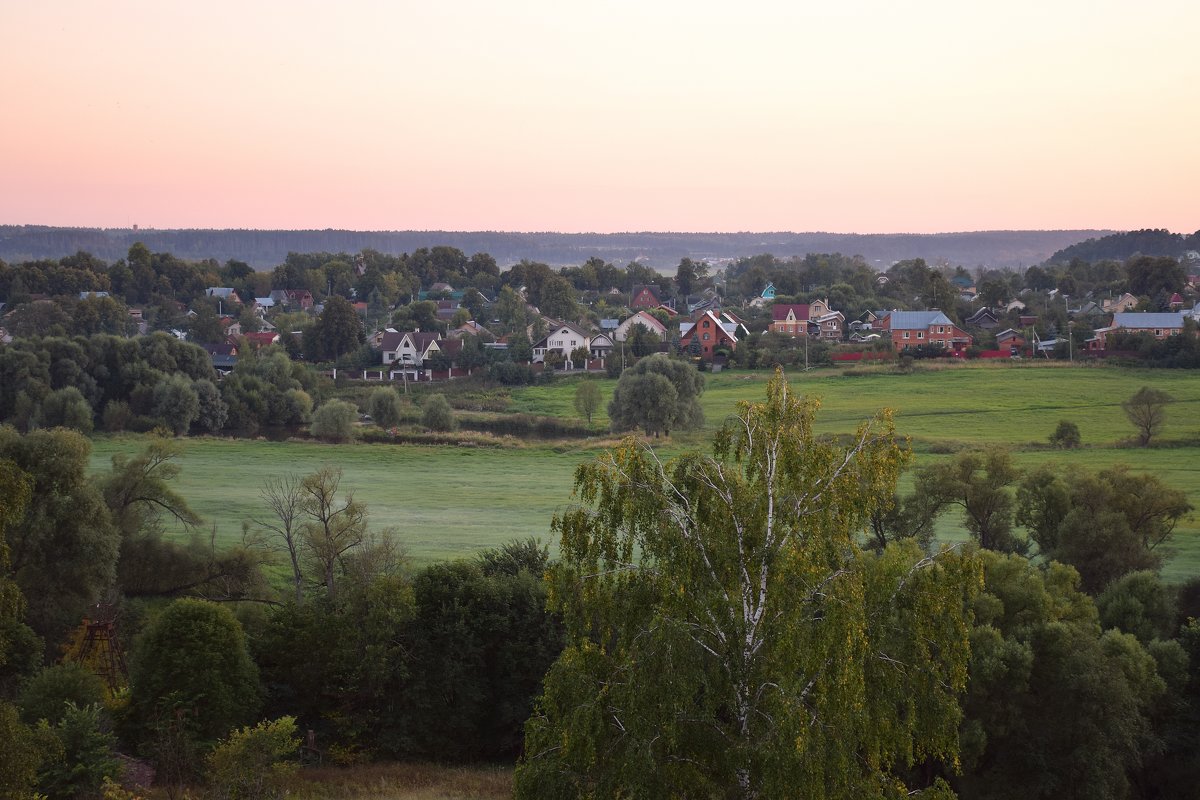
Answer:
[252,473,308,604]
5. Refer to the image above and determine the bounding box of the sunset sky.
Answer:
[2,1,1197,234]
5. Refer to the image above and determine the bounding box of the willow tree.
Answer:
[516,371,980,800]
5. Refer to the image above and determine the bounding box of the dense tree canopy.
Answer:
[0,427,119,643]
[607,354,704,437]
[518,372,979,799]
[129,598,260,743]
[953,552,1166,800]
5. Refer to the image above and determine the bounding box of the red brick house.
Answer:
[1091,312,1186,349]
[630,285,666,310]
[680,311,742,358]
[880,311,972,353]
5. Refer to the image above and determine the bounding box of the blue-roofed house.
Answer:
[880,310,972,353]
[1093,311,1185,349]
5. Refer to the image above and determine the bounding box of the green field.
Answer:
[89,362,1200,580]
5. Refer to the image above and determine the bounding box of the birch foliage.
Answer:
[516,370,980,800]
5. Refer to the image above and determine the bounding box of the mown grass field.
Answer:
[89,361,1200,580]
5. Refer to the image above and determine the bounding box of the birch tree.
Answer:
[299,467,367,599]
[516,370,980,800]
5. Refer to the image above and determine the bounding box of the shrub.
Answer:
[422,394,456,432]
[310,400,358,442]
[368,388,404,429]
[18,663,108,726]
[36,702,121,800]
[207,716,299,800]
[489,362,536,386]
[0,700,59,800]
[1049,420,1081,449]
[129,599,260,745]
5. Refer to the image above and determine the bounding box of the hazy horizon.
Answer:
[3,2,1196,234]
[0,223,1128,236]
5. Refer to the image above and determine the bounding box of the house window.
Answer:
[917,332,924,339]
[938,326,944,333]
[703,333,710,341]
[903,332,910,339]
[1155,330,1162,336]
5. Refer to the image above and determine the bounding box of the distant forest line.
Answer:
[0,225,1123,270]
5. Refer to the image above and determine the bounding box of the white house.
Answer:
[532,321,591,364]
[379,331,442,366]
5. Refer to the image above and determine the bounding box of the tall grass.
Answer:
[285,763,511,800]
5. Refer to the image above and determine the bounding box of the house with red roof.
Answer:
[630,284,666,309]
[242,332,281,349]
[768,299,842,340]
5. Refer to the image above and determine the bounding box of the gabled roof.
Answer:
[681,310,741,343]
[771,303,810,322]
[630,284,663,302]
[618,310,668,335]
[1112,312,1184,328]
[379,330,441,354]
[455,320,492,336]
[885,310,956,330]
[243,332,280,347]
[966,307,997,323]
[545,319,590,339]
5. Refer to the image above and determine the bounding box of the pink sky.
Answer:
[2,1,1197,234]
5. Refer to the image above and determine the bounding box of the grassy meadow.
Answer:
[89,361,1200,580]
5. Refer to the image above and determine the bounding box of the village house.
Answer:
[995,328,1026,354]
[532,321,591,365]
[241,331,281,349]
[378,330,442,367]
[206,288,242,310]
[769,300,821,335]
[614,310,668,342]
[269,289,315,310]
[768,299,841,340]
[629,284,667,310]
[1091,312,1186,349]
[965,307,1000,329]
[880,310,972,353]
[589,333,614,361]
[1101,293,1139,314]
[679,310,746,359]
[748,282,777,309]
